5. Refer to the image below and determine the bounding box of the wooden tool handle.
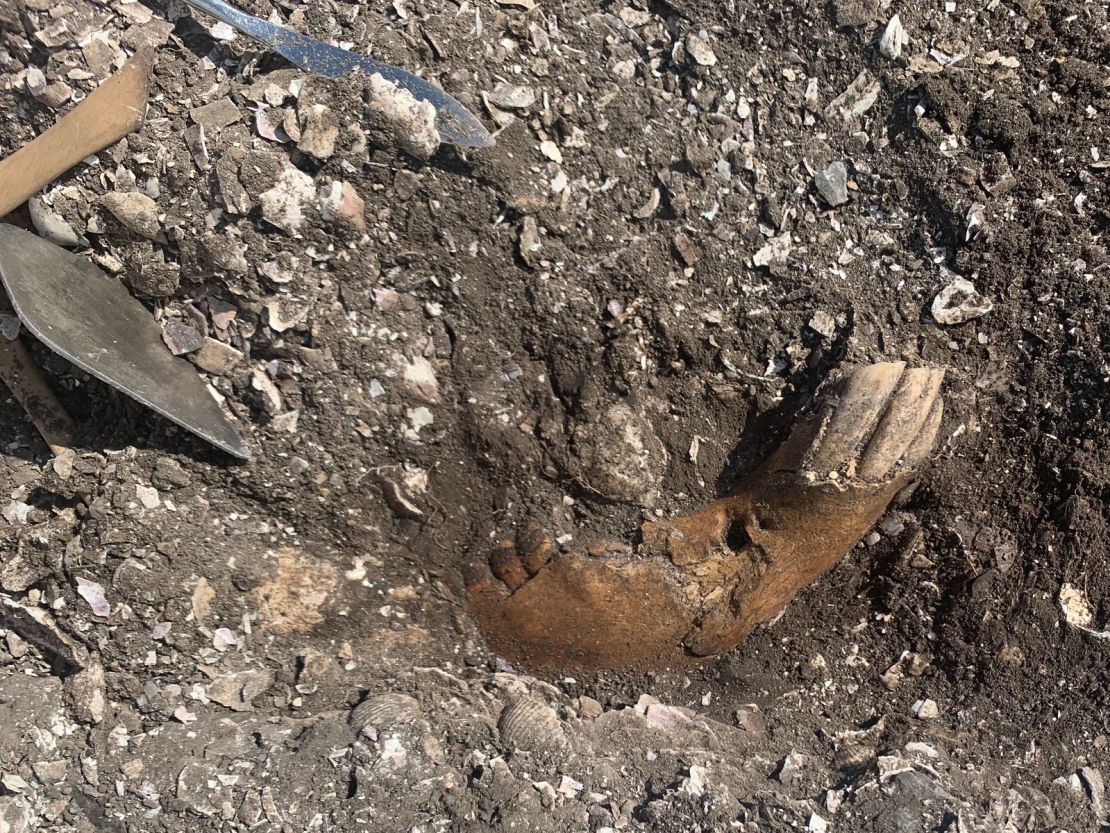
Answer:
[0,50,155,218]
[0,335,76,455]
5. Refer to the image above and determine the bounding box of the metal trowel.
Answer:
[180,0,493,148]
[0,226,250,459]
[0,51,249,459]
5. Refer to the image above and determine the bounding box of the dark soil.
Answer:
[0,0,1107,830]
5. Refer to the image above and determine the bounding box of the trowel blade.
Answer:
[0,225,250,459]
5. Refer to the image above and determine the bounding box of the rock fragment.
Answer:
[814,161,849,206]
[208,670,274,711]
[153,458,191,490]
[400,355,440,404]
[297,103,339,159]
[31,760,67,784]
[317,181,366,232]
[260,165,317,234]
[808,310,838,339]
[100,192,161,239]
[571,402,665,504]
[190,97,242,134]
[65,659,106,724]
[931,278,993,324]
[673,231,699,266]
[826,71,881,121]
[753,234,792,267]
[879,15,907,60]
[184,123,210,170]
[488,83,536,109]
[365,73,441,161]
[193,338,244,375]
[162,321,205,355]
[1,553,49,593]
[250,368,283,414]
[685,33,717,67]
[26,67,72,108]
[82,33,122,78]
[0,596,88,668]
[136,484,160,509]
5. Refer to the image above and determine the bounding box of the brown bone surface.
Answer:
[467,362,945,670]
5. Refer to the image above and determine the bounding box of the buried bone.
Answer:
[467,362,945,669]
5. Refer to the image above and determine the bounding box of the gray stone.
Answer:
[65,659,106,724]
[815,161,849,206]
[162,321,205,356]
[190,97,242,134]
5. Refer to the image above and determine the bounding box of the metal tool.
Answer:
[180,0,493,148]
[0,51,249,459]
[0,226,250,459]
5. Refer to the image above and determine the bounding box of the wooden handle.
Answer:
[0,50,155,218]
[0,335,76,455]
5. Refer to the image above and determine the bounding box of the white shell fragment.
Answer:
[685,33,718,67]
[912,698,939,720]
[931,278,993,325]
[879,15,907,60]
[76,578,111,617]
[29,197,81,248]
[366,73,441,161]
[259,165,316,234]
[488,82,536,109]
[1059,583,1110,639]
[350,692,423,733]
[497,696,570,762]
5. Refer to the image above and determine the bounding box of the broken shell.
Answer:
[29,197,82,248]
[931,278,993,325]
[488,82,536,110]
[349,692,423,732]
[685,33,718,67]
[100,191,161,239]
[497,697,570,761]
[879,15,907,60]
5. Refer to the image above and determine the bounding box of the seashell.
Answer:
[497,696,570,762]
[349,693,422,732]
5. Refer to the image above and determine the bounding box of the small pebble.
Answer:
[912,698,939,720]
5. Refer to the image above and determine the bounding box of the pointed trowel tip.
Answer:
[191,412,251,461]
[220,434,253,461]
[185,418,251,461]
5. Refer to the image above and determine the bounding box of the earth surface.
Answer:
[0,0,1107,830]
